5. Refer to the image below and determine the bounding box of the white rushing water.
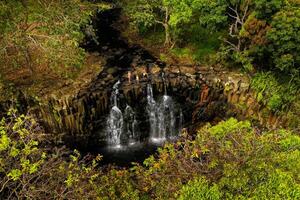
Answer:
[107,81,138,147]
[107,81,123,147]
[147,83,177,143]
[107,81,183,147]
[147,84,159,140]
[107,106,123,146]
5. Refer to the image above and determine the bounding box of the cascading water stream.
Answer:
[157,95,175,139]
[107,81,139,147]
[107,81,123,147]
[147,82,177,143]
[111,80,120,107]
[107,79,183,148]
[160,72,176,138]
[147,84,159,140]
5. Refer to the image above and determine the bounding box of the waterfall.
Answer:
[107,81,138,147]
[111,80,120,107]
[157,95,175,140]
[107,81,123,147]
[147,84,176,143]
[147,84,158,140]
[107,106,123,146]
[107,80,181,147]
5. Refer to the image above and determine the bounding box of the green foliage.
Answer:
[177,177,221,200]
[0,0,103,79]
[254,0,285,19]
[128,118,300,199]
[267,6,300,77]
[93,168,140,200]
[190,0,227,30]
[251,170,300,199]
[0,110,102,199]
[284,98,300,129]
[124,0,174,45]
[142,29,165,46]
[124,0,227,46]
[171,48,193,59]
[188,26,223,61]
[251,72,298,112]
[0,110,46,197]
[1,2,300,199]
[208,118,251,139]
[0,109,45,180]
[201,119,300,199]
[219,0,300,86]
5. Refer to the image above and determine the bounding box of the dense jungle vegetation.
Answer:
[1,0,300,199]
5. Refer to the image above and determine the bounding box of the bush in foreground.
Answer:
[1,112,300,199]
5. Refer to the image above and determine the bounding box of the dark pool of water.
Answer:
[93,140,169,166]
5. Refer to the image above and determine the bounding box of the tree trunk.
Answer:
[164,24,171,47]
[163,6,171,47]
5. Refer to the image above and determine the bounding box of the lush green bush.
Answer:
[93,168,140,200]
[177,177,221,200]
[267,6,300,78]
[0,110,101,199]
[130,118,300,199]
[251,72,298,112]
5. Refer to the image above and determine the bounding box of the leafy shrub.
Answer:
[93,168,140,200]
[0,110,100,199]
[130,118,300,199]
[0,109,47,197]
[251,170,300,199]
[251,72,298,112]
[267,6,300,77]
[177,177,221,200]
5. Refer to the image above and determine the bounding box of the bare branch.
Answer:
[154,20,165,26]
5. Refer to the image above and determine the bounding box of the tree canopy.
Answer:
[124,0,227,46]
